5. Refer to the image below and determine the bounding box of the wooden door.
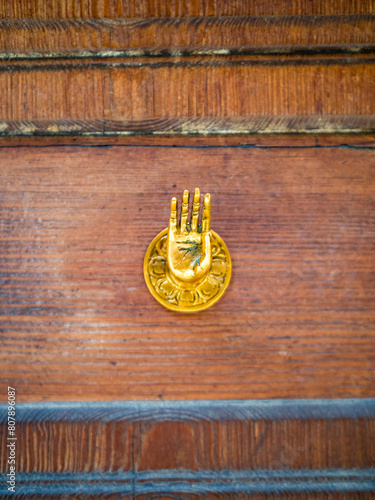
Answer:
[0,1,374,497]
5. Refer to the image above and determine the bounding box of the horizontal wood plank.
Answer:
[0,56,374,136]
[1,16,373,59]
[0,0,373,18]
[1,133,375,148]
[0,400,374,497]
[0,13,373,136]
[0,143,374,401]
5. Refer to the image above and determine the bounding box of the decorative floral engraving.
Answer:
[147,231,230,310]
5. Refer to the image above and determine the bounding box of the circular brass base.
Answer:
[144,228,231,312]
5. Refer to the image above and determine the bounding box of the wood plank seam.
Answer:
[0,15,373,136]
[0,15,374,60]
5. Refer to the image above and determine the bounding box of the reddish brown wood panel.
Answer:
[1,16,373,58]
[0,0,373,18]
[0,143,374,402]
[0,13,373,136]
[0,57,374,136]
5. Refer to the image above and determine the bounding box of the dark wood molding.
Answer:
[1,115,375,137]
[0,132,374,147]
[1,399,374,496]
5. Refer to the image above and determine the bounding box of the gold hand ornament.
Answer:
[144,188,231,312]
[167,188,212,283]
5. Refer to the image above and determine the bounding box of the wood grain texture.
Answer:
[0,143,374,402]
[0,55,374,136]
[0,400,375,499]
[0,0,373,18]
[0,400,375,497]
[1,133,375,148]
[0,13,374,136]
[1,16,374,59]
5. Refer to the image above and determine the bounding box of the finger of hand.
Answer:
[169,197,178,229]
[180,190,189,232]
[200,231,212,274]
[190,187,200,231]
[202,193,211,232]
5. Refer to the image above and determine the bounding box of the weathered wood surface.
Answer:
[0,11,373,136]
[1,133,375,148]
[1,142,374,402]
[1,16,374,58]
[0,55,374,136]
[0,400,375,497]
[0,0,373,18]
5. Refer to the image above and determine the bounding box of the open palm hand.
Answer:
[167,188,212,283]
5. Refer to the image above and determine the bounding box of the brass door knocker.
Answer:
[144,188,231,312]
